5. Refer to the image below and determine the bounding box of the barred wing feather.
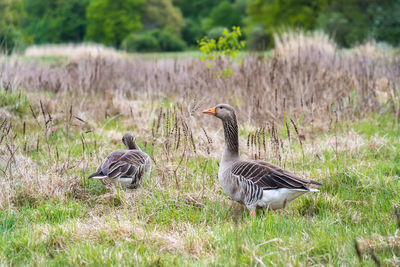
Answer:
[95,150,150,188]
[231,160,318,190]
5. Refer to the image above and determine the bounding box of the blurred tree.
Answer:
[317,0,398,47]
[317,0,372,47]
[23,0,89,44]
[173,0,224,46]
[0,0,28,52]
[0,0,22,29]
[206,27,226,40]
[86,0,144,47]
[246,24,269,51]
[245,0,328,48]
[142,0,184,36]
[156,29,186,51]
[234,0,250,17]
[181,18,204,46]
[372,1,400,46]
[202,1,242,32]
[173,0,223,20]
[58,0,89,42]
[122,29,186,52]
[122,31,160,52]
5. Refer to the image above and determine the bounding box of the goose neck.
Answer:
[126,141,140,150]
[222,115,239,157]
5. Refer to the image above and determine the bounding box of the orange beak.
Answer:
[202,107,216,116]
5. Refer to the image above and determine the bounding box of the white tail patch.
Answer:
[259,188,318,210]
[308,188,320,192]
[90,176,107,179]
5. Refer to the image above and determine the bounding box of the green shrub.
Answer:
[206,27,225,40]
[0,27,27,54]
[247,24,270,51]
[208,1,242,30]
[121,30,186,52]
[181,18,204,46]
[121,32,160,52]
[199,26,245,77]
[155,30,186,51]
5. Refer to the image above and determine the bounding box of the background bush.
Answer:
[2,0,400,52]
[121,29,186,52]
[0,27,27,54]
[155,30,186,51]
[121,32,160,52]
[206,27,226,41]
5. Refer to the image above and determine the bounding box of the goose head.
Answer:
[122,132,138,150]
[202,104,236,121]
[202,103,239,155]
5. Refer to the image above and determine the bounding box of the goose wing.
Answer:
[231,160,321,190]
[92,150,149,180]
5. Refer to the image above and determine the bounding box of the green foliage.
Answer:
[156,29,186,51]
[206,27,225,40]
[244,0,400,48]
[202,1,242,32]
[22,0,89,44]
[142,0,184,36]
[2,0,399,51]
[316,0,373,47]
[122,29,186,52]
[245,0,328,48]
[122,32,160,52]
[85,0,144,47]
[316,0,400,47]
[246,24,269,51]
[372,1,400,46]
[199,26,245,60]
[173,0,224,46]
[0,27,27,54]
[0,0,22,30]
[173,0,224,20]
[181,18,204,46]
[199,26,245,77]
[0,0,29,53]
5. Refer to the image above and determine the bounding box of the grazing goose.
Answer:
[202,104,321,217]
[88,132,151,195]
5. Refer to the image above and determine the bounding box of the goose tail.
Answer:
[308,188,320,192]
[88,171,107,179]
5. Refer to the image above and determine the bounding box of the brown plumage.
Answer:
[231,160,320,191]
[203,104,321,217]
[89,133,151,190]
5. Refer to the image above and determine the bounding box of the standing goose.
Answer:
[203,104,321,216]
[88,132,151,195]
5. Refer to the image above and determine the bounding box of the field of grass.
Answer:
[1,33,400,266]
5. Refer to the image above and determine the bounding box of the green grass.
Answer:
[0,89,30,117]
[1,89,399,266]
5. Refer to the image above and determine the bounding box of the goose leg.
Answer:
[250,209,256,218]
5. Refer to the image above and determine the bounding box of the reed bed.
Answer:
[2,32,399,127]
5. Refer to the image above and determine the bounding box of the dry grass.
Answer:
[24,44,123,60]
[2,32,399,128]
[274,30,337,58]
